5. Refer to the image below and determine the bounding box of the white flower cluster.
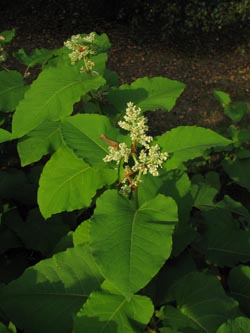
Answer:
[103,142,131,164]
[118,102,153,148]
[64,32,96,73]
[102,102,169,195]
[0,36,6,63]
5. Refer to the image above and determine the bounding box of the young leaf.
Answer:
[0,70,27,112]
[217,317,250,333]
[74,290,154,333]
[12,64,105,138]
[17,120,63,166]
[228,265,250,316]
[38,146,116,219]
[157,126,232,169]
[90,190,178,298]
[214,90,231,106]
[108,77,185,112]
[224,102,247,122]
[14,48,56,67]
[0,246,104,333]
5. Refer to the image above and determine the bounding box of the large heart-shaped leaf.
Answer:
[38,146,116,219]
[157,126,232,169]
[90,190,178,298]
[108,77,185,112]
[74,290,153,333]
[12,64,105,138]
[0,246,104,333]
[228,265,250,316]
[0,70,27,112]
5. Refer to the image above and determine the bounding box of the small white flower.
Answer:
[83,32,95,43]
[103,143,131,164]
[118,102,153,148]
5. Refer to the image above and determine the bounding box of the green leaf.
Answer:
[168,272,238,333]
[108,77,185,112]
[228,265,250,316]
[0,70,27,112]
[73,220,90,247]
[0,129,11,143]
[214,90,231,106]
[62,114,122,166]
[17,120,64,166]
[216,195,250,222]
[159,305,199,332]
[138,170,195,255]
[0,246,104,333]
[74,291,153,333]
[157,126,232,169]
[90,190,178,298]
[12,64,105,138]
[222,158,250,192]
[197,207,250,267]
[191,172,220,209]
[91,53,107,75]
[160,328,183,333]
[92,33,111,52]
[4,208,70,255]
[217,317,250,333]
[224,102,247,122]
[0,322,13,333]
[145,252,197,307]
[38,146,116,219]
[0,30,15,44]
[14,48,56,67]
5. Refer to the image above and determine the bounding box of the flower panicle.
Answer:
[102,102,169,196]
[64,32,98,75]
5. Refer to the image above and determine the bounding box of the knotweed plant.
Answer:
[64,32,97,74]
[102,102,169,196]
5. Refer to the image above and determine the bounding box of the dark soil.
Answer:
[1,1,250,134]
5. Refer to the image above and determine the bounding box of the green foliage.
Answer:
[217,317,250,333]
[0,246,103,333]
[0,71,27,112]
[0,30,249,333]
[90,190,178,298]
